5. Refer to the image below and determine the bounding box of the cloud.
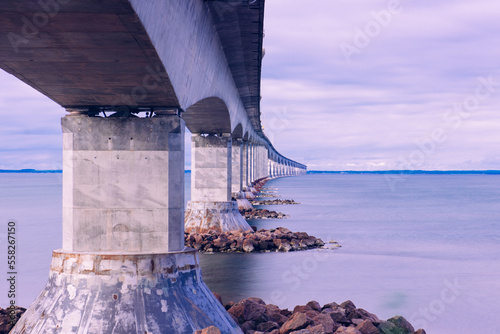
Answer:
[2,1,500,170]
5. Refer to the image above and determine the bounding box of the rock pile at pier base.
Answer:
[185,227,327,253]
[203,297,426,334]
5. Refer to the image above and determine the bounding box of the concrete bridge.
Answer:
[1,1,306,333]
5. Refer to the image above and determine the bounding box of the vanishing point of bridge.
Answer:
[1,1,306,333]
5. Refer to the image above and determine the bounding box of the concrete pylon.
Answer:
[185,134,251,233]
[13,114,241,334]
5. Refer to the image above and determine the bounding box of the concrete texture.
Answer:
[62,115,184,253]
[231,139,242,195]
[184,201,251,234]
[12,249,242,334]
[190,134,232,203]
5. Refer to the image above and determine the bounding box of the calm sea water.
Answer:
[1,173,499,333]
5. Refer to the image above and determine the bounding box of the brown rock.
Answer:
[228,304,245,324]
[339,301,356,314]
[289,330,312,334]
[280,312,313,334]
[347,309,380,325]
[241,321,256,332]
[355,320,379,334]
[306,324,327,334]
[243,239,255,252]
[256,321,280,332]
[306,301,322,312]
[333,327,361,334]
[266,304,289,325]
[413,330,427,334]
[200,326,221,334]
[312,313,335,333]
[293,305,319,318]
[322,302,340,310]
[328,310,350,326]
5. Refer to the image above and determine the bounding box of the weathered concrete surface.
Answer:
[184,201,251,234]
[191,135,232,202]
[62,115,184,253]
[11,250,242,334]
[231,139,242,195]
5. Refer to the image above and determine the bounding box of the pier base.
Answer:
[12,249,242,334]
[184,201,251,234]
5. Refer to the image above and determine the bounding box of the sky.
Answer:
[2,0,500,171]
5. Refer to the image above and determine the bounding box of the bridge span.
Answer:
[1,1,306,332]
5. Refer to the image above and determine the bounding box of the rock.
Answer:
[293,305,319,318]
[322,302,339,310]
[241,321,256,332]
[328,310,350,326]
[251,225,258,232]
[339,301,356,314]
[280,312,313,334]
[348,308,380,325]
[306,324,327,334]
[256,321,280,332]
[334,327,362,334]
[413,330,426,334]
[377,321,398,334]
[266,304,290,325]
[355,320,379,334]
[0,306,26,333]
[306,301,322,312]
[311,313,336,333]
[200,326,221,334]
[290,330,312,334]
[228,304,246,324]
[387,316,415,334]
[279,239,292,252]
[243,239,255,252]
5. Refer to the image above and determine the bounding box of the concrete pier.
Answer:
[12,114,241,334]
[185,134,251,233]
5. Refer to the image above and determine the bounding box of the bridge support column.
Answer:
[185,134,251,233]
[232,139,252,210]
[13,114,241,334]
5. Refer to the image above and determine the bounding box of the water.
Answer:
[1,173,499,333]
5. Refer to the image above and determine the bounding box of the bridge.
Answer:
[1,1,306,333]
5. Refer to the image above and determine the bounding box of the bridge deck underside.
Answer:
[0,1,178,108]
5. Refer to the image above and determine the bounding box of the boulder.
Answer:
[200,326,221,334]
[306,301,322,312]
[312,313,336,333]
[328,310,350,326]
[243,239,255,252]
[355,320,379,334]
[256,321,280,332]
[339,301,356,314]
[334,327,362,334]
[413,330,426,334]
[280,312,313,334]
[387,316,415,334]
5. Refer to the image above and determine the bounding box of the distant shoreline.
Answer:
[1,169,499,175]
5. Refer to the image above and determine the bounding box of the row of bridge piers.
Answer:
[13,112,306,334]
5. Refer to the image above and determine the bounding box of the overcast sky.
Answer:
[2,0,500,171]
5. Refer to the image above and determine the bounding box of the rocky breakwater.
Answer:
[185,227,327,253]
[221,297,426,334]
[250,199,300,206]
[240,208,288,220]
